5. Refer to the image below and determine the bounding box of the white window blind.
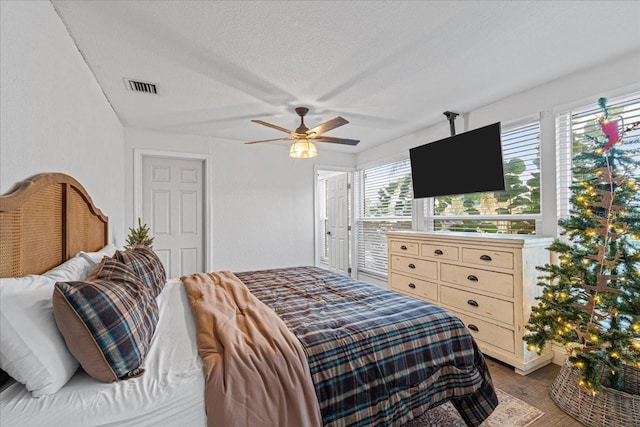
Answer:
[355,159,413,277]
[427,119,542,234]
[556,94,640,225]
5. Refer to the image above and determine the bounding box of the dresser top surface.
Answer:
[386,230,554,248]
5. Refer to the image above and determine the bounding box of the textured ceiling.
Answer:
[51,0,640,154]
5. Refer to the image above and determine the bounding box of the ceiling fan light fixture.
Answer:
[289,139,318,159]
[246,107,358,156]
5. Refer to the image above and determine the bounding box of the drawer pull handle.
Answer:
[467,275,479,282]
[434,249,443,255]
[480,254,492,261]
[468,324,479,332]
[467,299,479,307]
[408,283,416,289]
[408,263,416,269]
[400,245,408,250]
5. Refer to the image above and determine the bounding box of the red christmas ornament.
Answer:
[601,119,619,151]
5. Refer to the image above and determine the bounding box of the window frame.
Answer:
[354,157,414,279]
[422,117,543,235]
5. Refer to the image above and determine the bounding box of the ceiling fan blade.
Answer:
[314,136,360,146]
[251,119,293,134]
[307,116,348,136]
[244,137,293,144]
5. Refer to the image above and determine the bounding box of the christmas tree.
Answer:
[524,97,640,394]
[124,217,154,250]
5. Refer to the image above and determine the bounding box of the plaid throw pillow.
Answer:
[114,245,166,297]
[53,258,159,382]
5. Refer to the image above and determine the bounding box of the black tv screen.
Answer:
[409,122,505,199]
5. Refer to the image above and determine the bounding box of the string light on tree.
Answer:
[524,97,640,394]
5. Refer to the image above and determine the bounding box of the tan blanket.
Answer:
[181,271,322,427]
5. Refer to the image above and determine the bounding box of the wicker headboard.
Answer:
[0,173,109,278]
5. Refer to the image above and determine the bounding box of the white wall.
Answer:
[0,1,125,246]
[125,128,356,272]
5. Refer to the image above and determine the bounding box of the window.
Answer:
[352,96,640,280]
[423,120,542,234]
[355,159,413,277]
[556,93,640,239]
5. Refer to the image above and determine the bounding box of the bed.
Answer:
[0,172,498,427]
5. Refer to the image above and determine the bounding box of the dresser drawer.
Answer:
[453,310,515,353]
[389,240,419,256]
[390,255,437,280]
[389,272,438,302]
[440,263,514,298]
[440,286,514,325]
[420,243,459,261]
[462,247,514,270]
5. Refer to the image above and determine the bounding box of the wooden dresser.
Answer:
[386,230,554,375]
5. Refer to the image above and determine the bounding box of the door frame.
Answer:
[313,164,355,275]
[133,148,213,272]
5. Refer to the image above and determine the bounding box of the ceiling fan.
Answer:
[245,107,360,158]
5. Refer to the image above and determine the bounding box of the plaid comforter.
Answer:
[235,266,498,427]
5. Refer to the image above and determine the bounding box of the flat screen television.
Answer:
[409,122,505,199]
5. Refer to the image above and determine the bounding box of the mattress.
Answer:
[0,279,206,427]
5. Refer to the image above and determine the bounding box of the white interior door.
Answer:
[142,156,204,278]
[326,173,349,275]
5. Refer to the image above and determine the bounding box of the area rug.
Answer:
[408,388,544,427]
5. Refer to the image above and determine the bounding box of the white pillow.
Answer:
[42,254,96,282]
[78,243,118,265]
[0,275,80,397]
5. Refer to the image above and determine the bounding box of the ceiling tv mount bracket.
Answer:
[443,111,460,136]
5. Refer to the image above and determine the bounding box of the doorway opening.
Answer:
[315,168,353,277]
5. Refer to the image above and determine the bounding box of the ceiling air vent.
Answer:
[124,78,158,95]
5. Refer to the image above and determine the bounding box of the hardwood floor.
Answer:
[486,357,584,427]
